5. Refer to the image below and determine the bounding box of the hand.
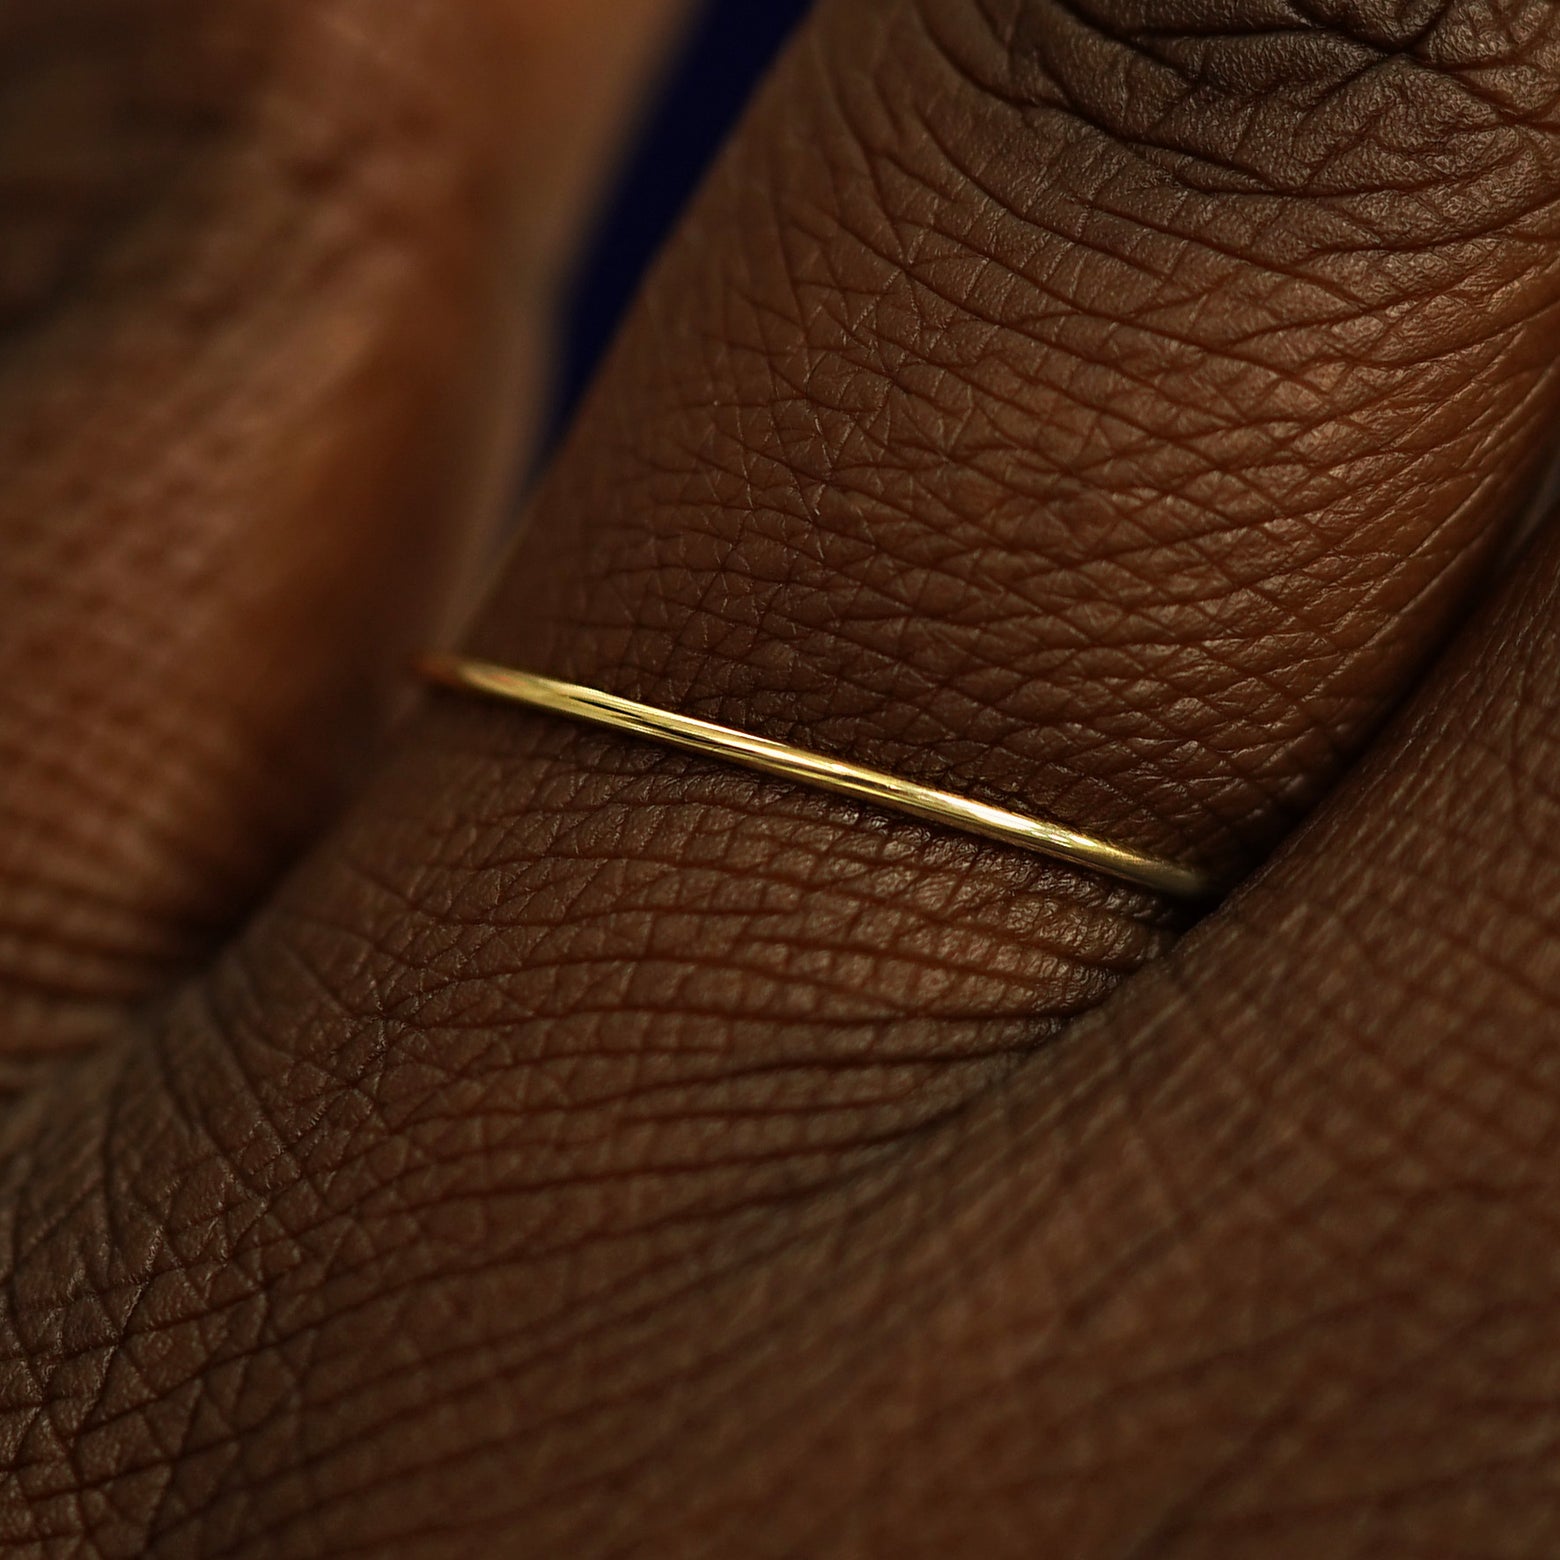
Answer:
[5,3,1560,1555]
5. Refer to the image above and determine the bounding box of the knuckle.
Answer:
[921,0,1560,215]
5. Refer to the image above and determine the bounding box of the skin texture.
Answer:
[5,0,1560,1553]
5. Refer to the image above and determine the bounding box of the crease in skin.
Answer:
[954,0,1560,226]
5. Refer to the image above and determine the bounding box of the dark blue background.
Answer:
[547,0,814,449]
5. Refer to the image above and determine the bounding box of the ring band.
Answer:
[418,653,1213,901]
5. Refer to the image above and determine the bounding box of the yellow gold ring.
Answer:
[418,653,1214,902]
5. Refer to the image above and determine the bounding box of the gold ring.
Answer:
[418,653,1214,901]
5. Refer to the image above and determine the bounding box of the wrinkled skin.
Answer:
[5,0,1560,1553]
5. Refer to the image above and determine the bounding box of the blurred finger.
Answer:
[0,0,688,1060]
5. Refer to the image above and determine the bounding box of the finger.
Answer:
[11,0,1560,1550]
[485,0,1560,876]
[590,451,1560,1555]
[0,0,688,1058]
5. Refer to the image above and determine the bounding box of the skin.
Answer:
[3,0,1560,1553]
[0,0,691,1069]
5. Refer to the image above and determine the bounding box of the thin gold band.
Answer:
[418,653,1213,901]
